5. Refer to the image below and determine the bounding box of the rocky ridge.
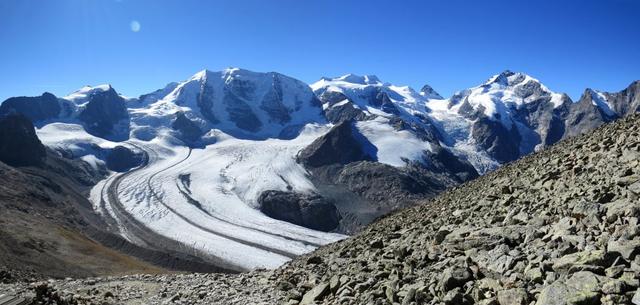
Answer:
[4,112,640,305]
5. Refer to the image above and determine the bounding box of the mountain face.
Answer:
[0,85,130,140]
[0,114,46,167]
[0,92,60,122]
[443,70,572,163]
[307,75,479,230]
[75,86,129,140]
[564,81,640,138]
[136,68,324,140]
[0,68,638,272]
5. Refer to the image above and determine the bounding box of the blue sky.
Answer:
[0,0,638,102]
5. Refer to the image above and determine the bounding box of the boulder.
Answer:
[300,283,330,305]
[497,288,528,305]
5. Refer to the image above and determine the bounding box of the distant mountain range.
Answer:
[0,68,638,270]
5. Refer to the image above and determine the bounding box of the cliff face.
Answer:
[0,114,46,167]
[0,92,61,123]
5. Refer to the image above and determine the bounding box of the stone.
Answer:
[329,275,341,293]
[535,281,572,305]
[497,288,528,305]
[434,229,451,244]
[401,288,416,305]
[552,250,607,272]
[601,279,626,295]
[306,256,323,265]
[442,288,465,304]
[566,291,601,305]
[300,283,330,305]
[525,267,544,283]
[440,266,473,291]
[566,271,602,293]
[605,199,639,223]
[632,289,640,305]
[607,239,640,260]
[370,240,384,249]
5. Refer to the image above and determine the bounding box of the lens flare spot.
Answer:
[130,20,141,32]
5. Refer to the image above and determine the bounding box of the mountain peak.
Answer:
[419,84,443,99]
[331,74,381,85]
[64,84,117,103]
[485,70,531,87]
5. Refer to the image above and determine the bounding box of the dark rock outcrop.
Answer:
[223,86,262,132]
[420,84,443,99]
[258,190,340,232]
[422,145,479,182]
[564,90,612,139]
[316,91,368,124]
[335,161,444,203]
[78,86,129,140]
[0,114,46,167]
[297,121,375,168]
[105,146,143,172]
[607,80,640,115]
[171,112,203,144]
[0,92,60,123]
[471,117,522,163]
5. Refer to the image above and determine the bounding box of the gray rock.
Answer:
[632,289,640,305]
[300,283,330,305]
[552,250,607,272]
[440,266,473,291]
[497,288,528,305]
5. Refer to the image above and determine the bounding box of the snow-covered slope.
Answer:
[132,68,324,141]
[428,71,573,165]
[311,74,439,163]
[312,73,430,120]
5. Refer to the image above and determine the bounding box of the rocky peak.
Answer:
[485,70,529,87]
[77,86,129,140]
[296,120,375,168]
[0,114,46,167]
[420,84,443,99]
[161,68,323,138]
[171,111,203,144]
[0,92,61,122]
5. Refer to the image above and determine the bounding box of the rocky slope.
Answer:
[270,113,640,305]
[5,109,640,305]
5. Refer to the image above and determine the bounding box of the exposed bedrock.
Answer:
[258,190,340,232]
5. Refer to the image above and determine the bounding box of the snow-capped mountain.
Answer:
[0,84,130,141]
[133,68,324,142]
[1,68,638,271]
[430,70,573,165]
